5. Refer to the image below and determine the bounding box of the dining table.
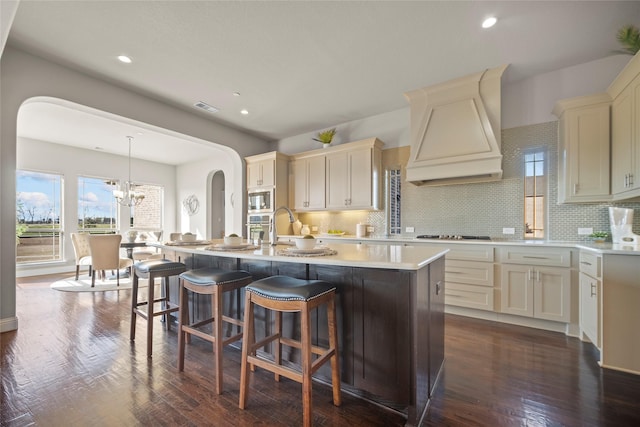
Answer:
[120,241,148,259]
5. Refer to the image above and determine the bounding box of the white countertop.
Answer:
[278,234,640,254]
[155,241,448,270]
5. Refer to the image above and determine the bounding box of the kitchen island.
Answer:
[155,241,447,426]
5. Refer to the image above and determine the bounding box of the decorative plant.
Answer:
[589,231,610,241]
[616,24,640,55]
[313,128,336,145]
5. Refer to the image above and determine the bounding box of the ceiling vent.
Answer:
[193,101,219,114]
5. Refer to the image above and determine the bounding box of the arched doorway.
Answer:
[208,170,225,239]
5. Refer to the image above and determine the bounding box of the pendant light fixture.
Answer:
[113,136,145,207]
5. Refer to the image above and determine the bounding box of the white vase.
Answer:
[301,224,311,235]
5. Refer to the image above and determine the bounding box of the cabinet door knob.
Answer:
[436,280,442,295]
[590,283,597,297]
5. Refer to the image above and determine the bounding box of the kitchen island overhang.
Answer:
[153,241,448,426]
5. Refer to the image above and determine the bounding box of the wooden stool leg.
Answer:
[213,288,224,394]
[163,276,171,330]
[274,310,282,382]
[178,280,188,372]
[239,291,254,409]
[130,273,139,341]
[301,304,313,427]
[147,276,155,358]
[328,296,341,406]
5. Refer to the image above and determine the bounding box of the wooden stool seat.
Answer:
[239,275,341,427]
[130,259,186,357]
[178,267,253,394]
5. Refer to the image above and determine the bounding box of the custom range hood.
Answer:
[404,64,509,186]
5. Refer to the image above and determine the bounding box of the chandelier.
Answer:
[113,136,145,207]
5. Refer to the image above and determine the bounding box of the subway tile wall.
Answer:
[366,121,640,241]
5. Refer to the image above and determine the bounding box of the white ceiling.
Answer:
[7,0,640,163]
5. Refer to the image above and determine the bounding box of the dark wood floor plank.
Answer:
[3,274,640,426]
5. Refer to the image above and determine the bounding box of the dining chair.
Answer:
[88,234,134,287]
[70,232,92,280]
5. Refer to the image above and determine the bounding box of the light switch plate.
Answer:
[405,226,415,233]
[578,227,593,235]
[502,227,515,234]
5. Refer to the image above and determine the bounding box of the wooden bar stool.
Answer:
[177,267,253,394]
[239,275,341,427]
[130,259,186,357]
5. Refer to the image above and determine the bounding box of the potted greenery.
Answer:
[617,24,640,55]
[589,231,609,243]
[313,128,336,147]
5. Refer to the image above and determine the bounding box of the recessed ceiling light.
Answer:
[118,55,132,63]
[240,109,249,115]
[482,17,497,29]
[233,92,241,97]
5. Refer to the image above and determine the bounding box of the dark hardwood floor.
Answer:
[3,274,640,426]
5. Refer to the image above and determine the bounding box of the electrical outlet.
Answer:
[578,227,593,235]
[405,226,415,233]
[502,227,515,234]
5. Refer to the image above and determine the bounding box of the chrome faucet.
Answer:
[270,206,295,245]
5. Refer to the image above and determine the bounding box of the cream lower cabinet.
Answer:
[499,247,571,323]
[579,251,601,348]
[444,245,495,311]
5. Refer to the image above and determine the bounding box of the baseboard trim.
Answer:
[0,316,18,333]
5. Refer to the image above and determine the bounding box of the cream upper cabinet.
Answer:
[553,94,611,203]
[326,148,373,209]
[247,157,275,188]
[292,155,325,211]
[608,51,640,200]
[291,138,383,212]
[499,247,571,323]
[326,141,382,210]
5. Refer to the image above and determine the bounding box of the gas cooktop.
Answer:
[416,235,491,241]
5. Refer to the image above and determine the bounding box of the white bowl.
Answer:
[224,236,243,246]
[295,237,316,250]
[181,233,197,242]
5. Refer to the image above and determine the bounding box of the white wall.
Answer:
[176,150,243,239]
[1,46,271,332]
[16,137,176,277]
[276,54,632,154]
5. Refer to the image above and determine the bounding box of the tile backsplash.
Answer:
[299,121,640,241]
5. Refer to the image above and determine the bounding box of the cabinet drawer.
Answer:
[579,251,601,279]
[499,247,571,267]
[445,259,493,287]
[445,282,494,311]
[447,245,495,262]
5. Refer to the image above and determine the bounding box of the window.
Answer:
[130,184,163,232]
[16,170,63,263]
[78,176,118,233]
[524,151,546,239]
[387,168,401,235]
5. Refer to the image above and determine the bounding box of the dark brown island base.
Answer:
[155,241,447,426]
